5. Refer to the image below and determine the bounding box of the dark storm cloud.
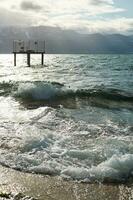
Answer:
[20,1,42,11]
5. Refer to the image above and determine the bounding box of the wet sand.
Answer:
[0,165,132,200]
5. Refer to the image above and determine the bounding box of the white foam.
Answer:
[61,154,133,182]
[0,99,132,183]
[61,167,90,180]
[16,82,63,100]
[65,149,98,160]
[29,165,60,175]
[1,134,133,182]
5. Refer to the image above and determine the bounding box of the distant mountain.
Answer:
[0,26,133,53]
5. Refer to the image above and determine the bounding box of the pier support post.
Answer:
[41,53,44,65]
[27,53,31,67]
[14,53,16,66]
[13,40,46,67]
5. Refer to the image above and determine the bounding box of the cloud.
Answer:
[20,1,42,11]
[49,16,133,35]
[17,0,124,16]
[0,0,132,35]
[0,8,33,26]
[0,0,125,16]
[90,0,113,5]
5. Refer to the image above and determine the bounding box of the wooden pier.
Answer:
[13,40,45,67]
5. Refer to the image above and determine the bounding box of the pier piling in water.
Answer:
[41,53,44,66]
[27,53,31,67]
[13,40,45,67]
[14,53,16,66]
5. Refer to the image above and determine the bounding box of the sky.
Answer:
[0,0,133,35]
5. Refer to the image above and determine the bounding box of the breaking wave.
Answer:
[14,82,133,100]
[61,154,133,182]
[0,81,132,101]
[0,143,133,183]
[13,81,133,109]
[0,81,132,109]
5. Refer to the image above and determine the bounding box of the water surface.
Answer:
[0,54,133,183]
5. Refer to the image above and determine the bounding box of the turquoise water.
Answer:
[0,54,133,183]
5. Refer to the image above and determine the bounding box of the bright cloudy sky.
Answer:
[0,0,133,34]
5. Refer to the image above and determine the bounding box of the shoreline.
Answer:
[0,165,133,200]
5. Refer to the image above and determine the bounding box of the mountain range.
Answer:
[0,26,133,54]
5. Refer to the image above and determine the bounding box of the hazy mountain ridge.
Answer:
[0,26,133,53]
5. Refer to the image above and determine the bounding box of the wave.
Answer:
[0,82,14,96]
[61,154,133,183]
[0,81,133,109]
[0,153,133,183]
[14,82,133,100]
[14,81,133,109]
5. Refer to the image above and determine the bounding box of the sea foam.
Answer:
[61,154,133,182]
[16,82,64,100]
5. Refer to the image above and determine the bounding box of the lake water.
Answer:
[0,54,133,183]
